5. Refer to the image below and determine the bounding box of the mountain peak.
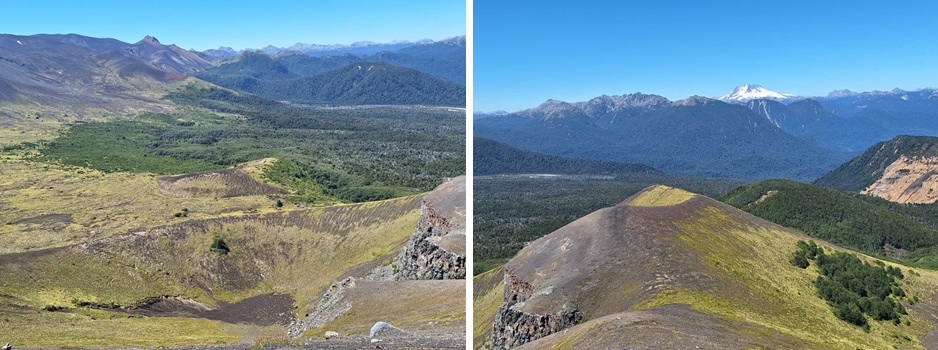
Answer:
[826,89,857,98]
[139,35,160,44]
[719,84,795,103]
[675,95,718,106]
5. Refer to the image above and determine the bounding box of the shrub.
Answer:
[211,235,230,255]
[797,242,907,329]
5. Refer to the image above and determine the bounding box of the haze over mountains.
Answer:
[194,36,466,84]
[197,37,464,59]
[476,84,938,181]
[0,33,465,127]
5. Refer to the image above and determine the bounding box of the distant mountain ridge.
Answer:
[198,61,465,106]
[476,93,848,180]
[744,98,888,152]
[0,33,200,128]
[193,36,463,59]
[195,36,465,84]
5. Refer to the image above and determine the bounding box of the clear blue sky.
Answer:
[0,0,465,51]
[476,0,938,112]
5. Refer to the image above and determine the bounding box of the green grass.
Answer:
[628,185,695,207]
[472,265,505,349]
[0,305,241,347]
[632,204,928,349]
[0,194,425,346]
[722,179,938,269]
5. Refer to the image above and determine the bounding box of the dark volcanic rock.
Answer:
[395,176,466,280]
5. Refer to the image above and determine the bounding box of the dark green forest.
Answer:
[791,241,908,331]
[40,85,464,203]
[198,60,465,106]
[724,180,938,269]
[473,175,744,274]
[474,137,662,175]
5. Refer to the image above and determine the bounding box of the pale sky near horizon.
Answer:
[476,0,938,112]
[0,0,465,51]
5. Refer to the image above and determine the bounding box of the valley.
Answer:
[0,28,466,349]
[473,87,938,349]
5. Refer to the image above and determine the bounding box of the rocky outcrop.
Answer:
[286,277,356,337]
[490,270,582,349]
[491,303,582,349]
[287,177,466,337]
[395,176,466,280]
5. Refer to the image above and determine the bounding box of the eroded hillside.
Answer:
[860,155,938,204]
[0,157,466,348]
[479,185,938,349]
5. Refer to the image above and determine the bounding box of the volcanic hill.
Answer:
[475,185,938,349]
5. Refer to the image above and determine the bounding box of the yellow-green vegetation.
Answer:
[472,265,505,349]
[0,75,194,147]
[630,203,932,349]
[0,158,277,254]
[0,156,426,347]
[304,281,465,337]
[553,323,600,350]
[0,305,245,347]
[628,185,695,207]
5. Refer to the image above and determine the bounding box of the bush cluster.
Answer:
[792,241,907,331]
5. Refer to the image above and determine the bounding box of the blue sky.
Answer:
[0,1,465,51]
[476,1,938,112]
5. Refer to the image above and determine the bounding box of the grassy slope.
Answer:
[473,175,744,274]
[0,157,279,254]
[0,304,249,347]
[489,186,938,349]
[303,280,466,337]
[472,265,504,349]
[721,179,938,268]
[0,154,426,346]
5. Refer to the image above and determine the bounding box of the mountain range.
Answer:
[0,33,467,129]
[191,36,466,84]
[0,33,201,132]
[478,84,938,181]
[475,93,849,180]
[197,58,465,106]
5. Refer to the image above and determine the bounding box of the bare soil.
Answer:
[157,168,288,198]
[125,293,295,326]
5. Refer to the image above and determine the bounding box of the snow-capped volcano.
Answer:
[719,83,796,103]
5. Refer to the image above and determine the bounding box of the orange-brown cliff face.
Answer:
[860,155,938,204]
[816,135,938,204]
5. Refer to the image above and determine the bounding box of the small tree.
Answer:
[276,199,284,208]
[211,235,230,255]
[790,251,809,269]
